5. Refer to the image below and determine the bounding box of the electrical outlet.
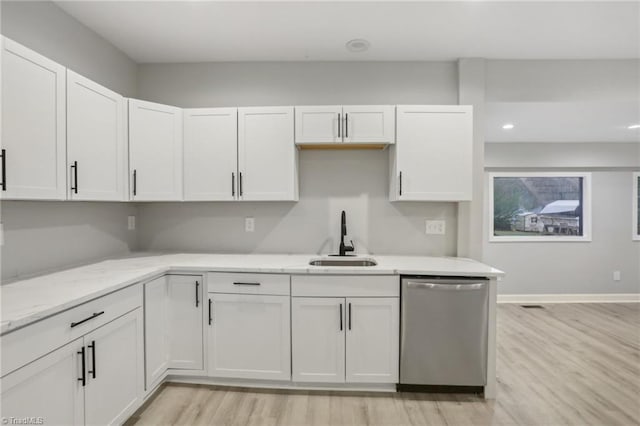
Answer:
[425,220,446,235]
[245,217,255,232]
[0,223,3,246]
[613,271,621,281]
[128,216,136,230]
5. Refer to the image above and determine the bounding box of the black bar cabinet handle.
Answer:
[239,172,243,196]
[233,282,260,286]
[70,311,105,328]
[345,113,349,139]
[1,149,6,191]
[88,340,96,379]
[70,161,78,194]
[208,298,212,325]
[339,303,343,331]
[399,171,403,196]
[232,172,235,197]
[132,170,137,196]
[78,346,86,386]
[195,281,200,307]
[337,113,341,138]
[348,303,352,330]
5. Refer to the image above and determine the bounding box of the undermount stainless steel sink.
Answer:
[309,258,377,267]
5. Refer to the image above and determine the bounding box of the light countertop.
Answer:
[1,253,503,334]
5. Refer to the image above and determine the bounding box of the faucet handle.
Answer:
[348,240,355,252]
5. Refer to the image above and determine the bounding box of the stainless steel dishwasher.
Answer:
[399,276,489,388]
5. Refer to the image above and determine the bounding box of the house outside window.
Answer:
[489,172,592,242]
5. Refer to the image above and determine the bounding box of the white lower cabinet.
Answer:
[345,298,399,383]
[84,309,144,426]
[143,276,169,390]
[290,275,400,385]
[0,308,143,426]
[167,275,204,371]
[208,293,291,381]
[291,297,345,383]
[1,339,85,425]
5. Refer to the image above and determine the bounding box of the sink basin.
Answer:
[309,258,377,267]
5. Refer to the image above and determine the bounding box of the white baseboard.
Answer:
[497,293,640,304]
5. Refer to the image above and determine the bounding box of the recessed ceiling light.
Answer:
[628,124,640,129]
[502,123,515,130]
[346,39,370,53]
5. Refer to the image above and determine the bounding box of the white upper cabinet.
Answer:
[294,106,342,144]
[391,105,473,201]
[67,70,126,201]
[1,37,66,200]
[238,107,298,201]
[295,105,395,145]
[342,105,395,144]
[183,108,238,201]
[129,99,183,201]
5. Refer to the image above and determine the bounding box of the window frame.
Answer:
[488,171,592,243]
[633,172,640,241]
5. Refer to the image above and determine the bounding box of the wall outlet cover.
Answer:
[245,217,255,232]
[613,271,621,281]
[128,216,136,231]
[425,220,446,235]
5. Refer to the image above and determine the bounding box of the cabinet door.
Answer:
[392,105,472,201]
[1,37,66,200]
[129,99,183,201]
[67,70,126,201]
[343,105,395,144]
[208,293,290,381]
[184,108,238,201]
[168,275,204,371]
[84,309,144,426]
[291,297,345,383]
[345,298,399,383]
[238,107,297,201]
[1,339,84,425]
[144,276,169,390]
[294,106,342,144]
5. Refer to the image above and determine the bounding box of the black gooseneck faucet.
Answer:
[339,210,355,256]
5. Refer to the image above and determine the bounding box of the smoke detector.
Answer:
[346,39,370,53]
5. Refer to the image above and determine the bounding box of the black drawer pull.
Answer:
[70,311,105,328]
[1,148,6,191]
[232,282,260,286]
[78,346,86,386]
[88,340,96,379]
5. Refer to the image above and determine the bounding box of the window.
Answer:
[489,172,591,242]
[634,172,640,241]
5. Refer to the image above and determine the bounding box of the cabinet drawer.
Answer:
[1,284,142,377]
[291,275,399,297]
[207,273,290,296]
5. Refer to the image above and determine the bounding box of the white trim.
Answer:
[633,172,639,241]
[498,293,640,304]
[488,171,592,242]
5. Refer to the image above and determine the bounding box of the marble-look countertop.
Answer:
[1,253,504,334]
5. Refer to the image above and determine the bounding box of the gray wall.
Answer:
[2,202,138,281]
[1,1,139,281]
[138,150,458,257]
[483,60,640,295]
[1,0,137,96]
[136,61,457,107]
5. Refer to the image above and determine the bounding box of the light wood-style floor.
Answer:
[128,303,640,426]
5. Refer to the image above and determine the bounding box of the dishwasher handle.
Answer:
[406,281,486,291]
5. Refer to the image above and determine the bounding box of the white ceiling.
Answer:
[55,1,640,63]
[485,101,640,143]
